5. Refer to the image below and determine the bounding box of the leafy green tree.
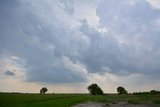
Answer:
[40,87,48,94]
[117,86,128,94]
[87,83,104,95]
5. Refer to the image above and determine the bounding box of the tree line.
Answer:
[40,83,160,95]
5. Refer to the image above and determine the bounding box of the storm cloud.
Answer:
[0,0,160,86]
[5,70,15,76]
[96,0,160,76]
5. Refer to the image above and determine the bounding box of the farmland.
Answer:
[0,93,160,107]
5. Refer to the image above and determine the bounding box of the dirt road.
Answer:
[71,102,106,107]
[72,101,153,107]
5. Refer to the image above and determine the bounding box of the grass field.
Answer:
[0,93,160,107]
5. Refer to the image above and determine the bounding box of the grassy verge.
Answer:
[0,93,160,107]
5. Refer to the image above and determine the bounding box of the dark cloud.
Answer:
[95,0,160,75]
[5,70,15,76]
[79,20,128,75]
[96,0,160,33]
[27,65,86,83]
[0,0,160,84]
[0,0,87,83]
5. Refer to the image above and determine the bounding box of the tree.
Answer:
[40,87,48,94]
[117,86,128,94]
[150,90,160,94]
[87,83,104,95]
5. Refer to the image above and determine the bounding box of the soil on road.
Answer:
[72,101,154,107]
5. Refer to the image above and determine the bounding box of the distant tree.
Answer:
[87,83,104,95]
[117,86,128,94]
[40,87,48,94]
[150,90,160,94]
[133,92,149,95]
[133,90,160,95]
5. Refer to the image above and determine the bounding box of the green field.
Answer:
[0,93,160,107]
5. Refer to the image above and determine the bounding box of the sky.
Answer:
[0,0,160,93]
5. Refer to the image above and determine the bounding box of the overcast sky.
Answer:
[0,0,160,93]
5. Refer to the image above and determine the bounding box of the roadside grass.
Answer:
[0,93,160,107]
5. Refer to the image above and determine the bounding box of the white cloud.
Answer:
[147,0,160,9]
[73,0,99,27]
